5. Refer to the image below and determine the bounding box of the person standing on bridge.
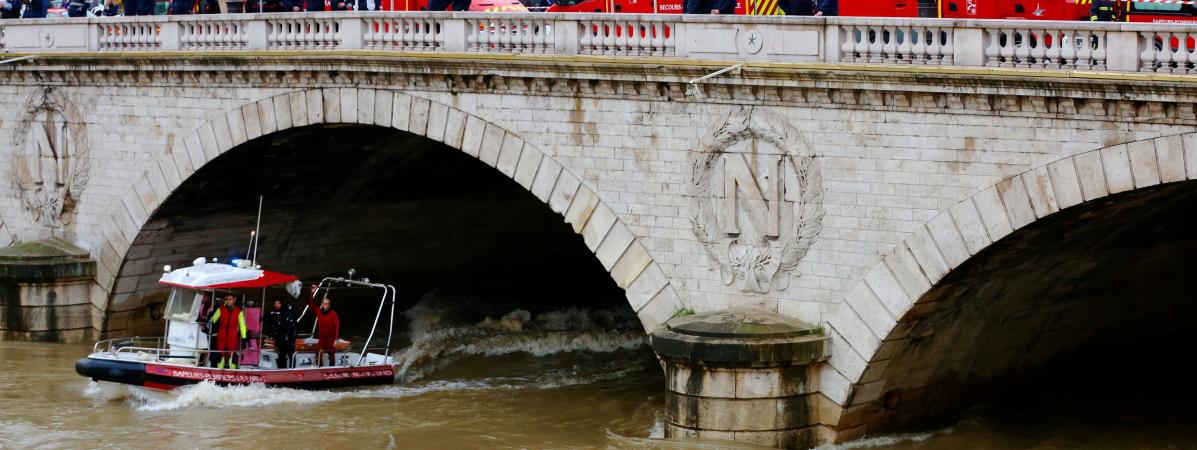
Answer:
[812,0,834,16]
[211,293,248,370]
[168,0,196,14]
[1090,0,1116,21]
[21,0,47,18]
[123,0,154,15]
[780,0,811,15]
[308,285,341,367]
[427,0,468,11]
[0,0,21,19]
[683,0,733,15]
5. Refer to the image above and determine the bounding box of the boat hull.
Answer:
[77,356,395,391]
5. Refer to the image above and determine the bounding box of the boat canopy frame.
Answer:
[299,276,398,366]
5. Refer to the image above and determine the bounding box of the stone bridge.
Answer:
[2,12,1197,448]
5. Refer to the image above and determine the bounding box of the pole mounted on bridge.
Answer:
[686,64,744,100]
[0,55,37,65]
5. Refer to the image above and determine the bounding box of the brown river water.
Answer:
[1,300,1194,449]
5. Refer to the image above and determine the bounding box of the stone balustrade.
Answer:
[2,13,1197,72]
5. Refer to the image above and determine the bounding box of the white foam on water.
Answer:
[127,381,345,412]
[121,375,597,413]
[813,430,941,450]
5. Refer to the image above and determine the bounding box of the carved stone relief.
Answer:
[689,106,825,294]
[11,88,90,231]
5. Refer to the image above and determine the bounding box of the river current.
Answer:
[1,298,1193,449]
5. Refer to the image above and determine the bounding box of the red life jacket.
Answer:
[214,305,243,352]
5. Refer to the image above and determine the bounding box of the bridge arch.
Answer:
[825,131,1197,438]
[92,88,680,337]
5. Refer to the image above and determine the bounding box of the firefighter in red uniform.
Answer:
[210,294,247,369]
[308,285,341,367]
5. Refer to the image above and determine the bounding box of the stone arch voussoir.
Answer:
[820,132,1197,411]
[93,88,680,337]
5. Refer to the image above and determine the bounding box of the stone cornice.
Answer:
[5,52,1197,122]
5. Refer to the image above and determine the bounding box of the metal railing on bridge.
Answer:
[2,13,1196,73]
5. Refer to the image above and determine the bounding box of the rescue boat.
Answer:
[76,258,397,391]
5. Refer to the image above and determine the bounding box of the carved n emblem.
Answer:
[12,88,90,231]
[690,107,825,294]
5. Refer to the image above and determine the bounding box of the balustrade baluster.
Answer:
[1091,30,1106,70]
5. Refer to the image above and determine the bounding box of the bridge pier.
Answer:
[0,239,97,344]
[651,307,831,449]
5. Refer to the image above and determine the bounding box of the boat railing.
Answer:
[93,337,165,354]
[113,345,238,360]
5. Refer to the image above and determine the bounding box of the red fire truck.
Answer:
[1122,1,1197,23]
[378,0,527,11]
[547,0,1196,22]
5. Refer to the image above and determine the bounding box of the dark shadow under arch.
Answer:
[104,124,626,336]
[838,178,1197,434]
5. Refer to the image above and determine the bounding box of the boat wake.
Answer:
[391,294,650,382]
[104,360,648,412]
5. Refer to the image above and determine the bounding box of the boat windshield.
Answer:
[164,288,204,322]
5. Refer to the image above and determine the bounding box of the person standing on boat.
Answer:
[210,294,247,370]
[308,285,341,367]
[266,299,297,369]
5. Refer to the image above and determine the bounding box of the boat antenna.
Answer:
[251,195,264,267]
[245,230,255,265]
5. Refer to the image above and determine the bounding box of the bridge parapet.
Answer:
[3,13,1197,73]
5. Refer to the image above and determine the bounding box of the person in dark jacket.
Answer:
[813,0,834,16]
[683,0,733,14]
[124,0,153,15]
[265,299,298,369]
[168,0,195,14]
[1090,0,1116,21]
[307,285,341,367]
[780,0,811,15]
[427,0,467,10]
[22,0,48,17]
[65,0,89,16]
[1,0,22,18]
[280,0,300,11]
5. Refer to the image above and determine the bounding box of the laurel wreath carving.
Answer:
[11,87,91,230]
[689,106,824,293]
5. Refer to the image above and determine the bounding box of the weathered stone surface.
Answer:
[655,307,828,448]
[1101,144,1135,194]
[0,239,97,343]
[1047,158,1084,210]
